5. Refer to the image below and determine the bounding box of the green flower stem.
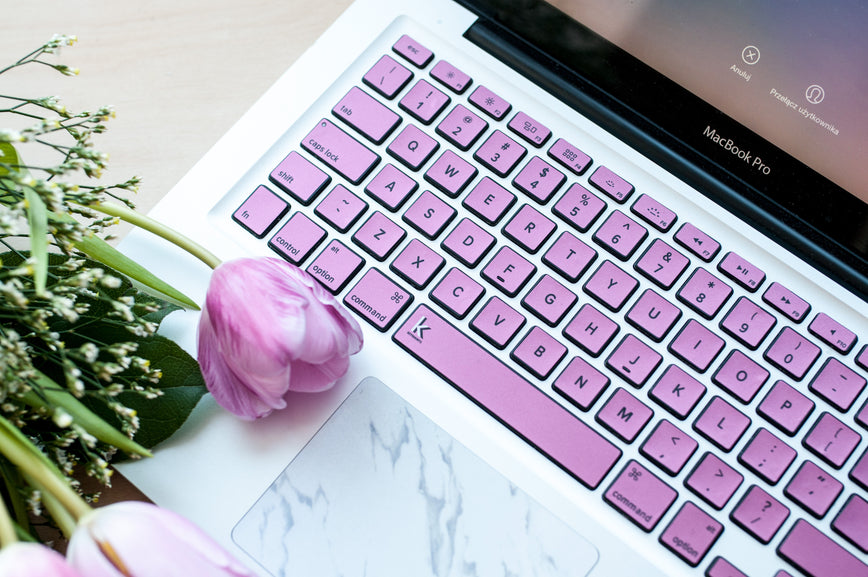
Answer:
[22,370,153,458]
[24,473,77,539]
[0,416,91,523]
[0,492,17,548]
[86,201,221,270]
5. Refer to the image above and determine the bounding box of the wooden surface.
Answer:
[2,0,352,502]
[1,0,352,227]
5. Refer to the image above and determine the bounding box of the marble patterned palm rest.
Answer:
[232,377,599,576]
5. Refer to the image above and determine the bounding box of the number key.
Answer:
[677,267,732,319]
[593,210,648,260]
[435,104,487,151]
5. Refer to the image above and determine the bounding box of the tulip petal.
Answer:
[0,543,83,577]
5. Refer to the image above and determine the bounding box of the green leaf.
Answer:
[0,142,19,176]
[113,333,207,451]
[71,225,200,310]
[22,370,152,458]
[24,187,49,296]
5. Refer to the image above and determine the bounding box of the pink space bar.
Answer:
[393,305,622,489]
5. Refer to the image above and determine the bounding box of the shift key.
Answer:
[393,305,622,489]
[302,119,380,185]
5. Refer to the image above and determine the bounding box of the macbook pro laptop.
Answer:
[118,1,868,576]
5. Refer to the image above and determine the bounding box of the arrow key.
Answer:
[641,419,698,476]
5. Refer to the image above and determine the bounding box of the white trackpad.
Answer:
[233,376,599,576]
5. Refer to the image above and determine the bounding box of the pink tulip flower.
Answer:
[66,501,255,576]
[0,542,83,577]
[197,257,364,419]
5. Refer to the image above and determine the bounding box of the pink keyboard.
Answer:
[230,32,868,577]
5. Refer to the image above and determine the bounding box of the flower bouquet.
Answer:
[0,35,362,575]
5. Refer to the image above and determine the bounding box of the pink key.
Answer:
[332,86,401,144]
[301,119,379,185]
[764,327,821,381]
[552,183,607,232]
[521,274,577,326]
[430,267,485,319]
[784,460,843,518]
[468,85,511,120]
[659,501,723,566]
[737,427,796,484]
[270,150,331,204]
[605,334,663,387]
[640,419,698,476]
[562,303,619,357]
[685,452,743,509]
[315,184,368,232]
[470,296,526,349]
[625,289,682,342]
[390,238,444,289]
[593,210,648,260]
[712,350,769,404]
[392,34,433,68]
[547,137,592,175]
[720,296,777,350]
[604,460,677,531]
[583,260,639,312]
[399,79,450,124]
[511,326,567,379]
[763,281,811,323]
[706,557,748,577]
[425,150,477,197]
[394,305,622,489]
[718,251,765,292]
[462,176,515,225]
[832,494,868,553]
[650,365,706,420]
[809,358,867,412]
[850,449,868,491]
[857,344,868,371]
[596,387,653,443]
[508,111,551,147]
[757,380,815,436]
[858,399,868,429]
[809,312,857,354]
[668,319,725,373]
[542,232,597,282]
[595,387,654,443]
[268,212,326,265]
[306,239,364,294]
[674,222,720,262]
[435,104,487,150]
[631,194,677,232]
[402,189,455,239]
[589,165,634,203]
[344,268,412,331]
[481,246,536,297]
[441,218,495,268]
[693,396,750,452]
[430,60,471,93]
[553,357,610,411]
[474,130,527,177]
[365,164,418,211]
[363,54,413,99]
[352,211,406,261]
[634,239,689,289]
[730,484,790,544]
[233,185,288,238]
[677,267,733,319]
[803,412,861,469]
[778,519,868,577]
[503,204,556,254]
[387,124,439,171]
[512,156,565,204]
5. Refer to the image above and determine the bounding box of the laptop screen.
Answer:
[459,0,868,295]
